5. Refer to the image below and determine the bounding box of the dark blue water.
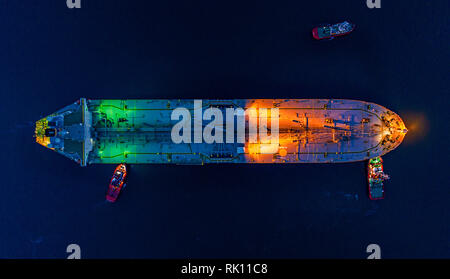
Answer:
[0,0,448,258]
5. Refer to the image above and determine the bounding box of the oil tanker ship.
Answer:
[35,99,407,166]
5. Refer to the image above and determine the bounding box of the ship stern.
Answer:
[34,98,93,166]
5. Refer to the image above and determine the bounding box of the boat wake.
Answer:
[29,236,44,258]
[364,204,380,216]
[3,121,34,135]
[92,200,109,209]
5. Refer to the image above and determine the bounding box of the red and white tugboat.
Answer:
[312,21,355,40]
[106,164,127,202]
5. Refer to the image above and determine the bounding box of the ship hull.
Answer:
[35,99,407,166]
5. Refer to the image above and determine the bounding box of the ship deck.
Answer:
[35,99,406,166]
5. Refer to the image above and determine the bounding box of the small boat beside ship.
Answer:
[106,164,127,202]
[312,21,355,40]
[367,157,389,200]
